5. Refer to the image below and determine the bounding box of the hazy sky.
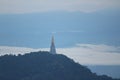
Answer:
[0,0,120,78]
[0,0,120,13]
[0,0,120,65]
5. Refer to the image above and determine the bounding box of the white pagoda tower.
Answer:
[50,36,56,54]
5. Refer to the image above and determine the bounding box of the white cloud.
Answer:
[0,44,120,65]
[52,30,83,34]
[57,44,120,65]
[0,46,39,55]
[0,0,120,14]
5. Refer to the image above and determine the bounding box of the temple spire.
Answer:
[50,35,56,54]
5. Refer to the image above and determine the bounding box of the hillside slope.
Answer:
[0,51,119,80]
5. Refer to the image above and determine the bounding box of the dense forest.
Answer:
[0,51,119,80]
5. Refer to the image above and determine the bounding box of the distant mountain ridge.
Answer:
[0,51,119,80]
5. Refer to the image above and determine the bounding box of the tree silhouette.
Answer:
[0,51,119,80]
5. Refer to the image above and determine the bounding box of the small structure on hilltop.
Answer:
[50,35,56,54]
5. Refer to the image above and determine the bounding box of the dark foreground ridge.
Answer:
[0,51,119,80]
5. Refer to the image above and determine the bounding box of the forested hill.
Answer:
[0,51,119,80]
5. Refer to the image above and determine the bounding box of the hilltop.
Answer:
[0,51,119,80]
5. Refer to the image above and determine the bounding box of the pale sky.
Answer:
[0,0,120,78]
[0,0,120,66]
[0,0,120,13]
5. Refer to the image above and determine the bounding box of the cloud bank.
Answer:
[58,44,120,65]
[0,0,120,14]
[0,44,120,65]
